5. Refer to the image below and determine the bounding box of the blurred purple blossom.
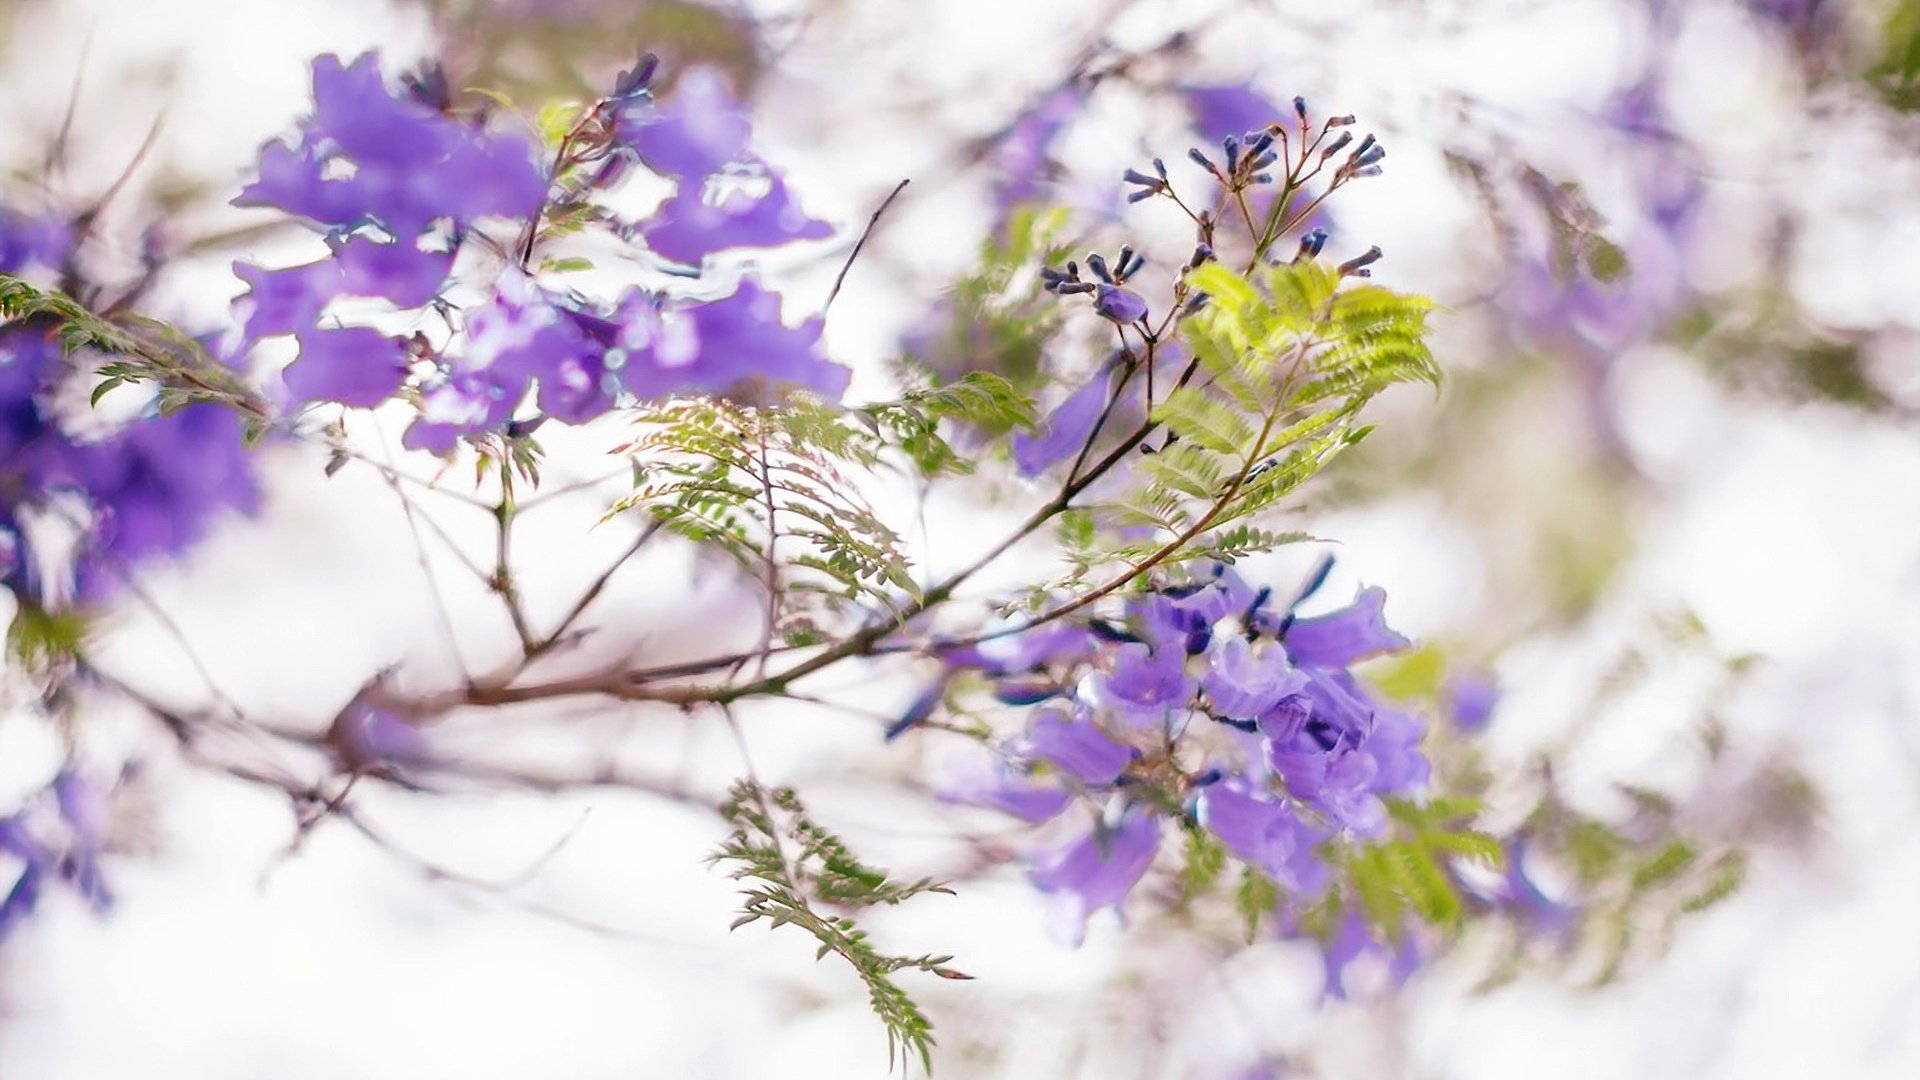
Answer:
[1445,669,1499,733]
[643,165,832,265]
[1182,83,1282,141]
[1078,641,1196,730]
[1012,358,1122,477]
[236,53,546,237]
[1030,810,1160,942]
[2,321,258,603]
[1202,637,1308,720]
[0,208,70,276]
[617,67,753,182]
[285,326,409,407]
[942,620,1096,674]
[0,771,114,942]
[1021,707,1135,785]
[1318,909,1421,1000]
[995,86,1084,211]
[627,278,846,399]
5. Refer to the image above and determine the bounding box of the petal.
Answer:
[1284,585,1409,667]
[1023,709,1133,785]
[285,327,408,406]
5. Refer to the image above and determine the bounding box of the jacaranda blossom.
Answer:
[236,53,546,236]
[1030,810,1160,943]
[941,561,1447,946]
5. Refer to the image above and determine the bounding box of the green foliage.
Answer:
[609,377,1033,644]
[714,780,967,1074]
[1092,261,1435,574]
[855,371,1036,476]
[0,273,269,440]
[5,598,88,671]
[1874,0,1920,110]
[899,206,1077,393]
[1333,799,1502,942]
[1235,865,1280,943]
[1520,173,1633,287]
[1176,824,1228,904]
[609,399,918,641]
[1679,851,1746,913]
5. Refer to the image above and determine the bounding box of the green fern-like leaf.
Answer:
[714,780,965,1074]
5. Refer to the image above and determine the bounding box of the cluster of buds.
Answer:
[1121,159,1172,203]
[1330,131,1387,181]
[1337,245,1383,278]
[1184,125,1282,190]
[1041,247,1151,324]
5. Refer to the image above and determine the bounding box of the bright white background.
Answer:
[3,0,1919,1076]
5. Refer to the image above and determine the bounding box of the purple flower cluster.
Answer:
[614,67,833,265]
[0,771,112,941]
[232,54,845,448]
[938,561,1427,952]
[2,215,258,605]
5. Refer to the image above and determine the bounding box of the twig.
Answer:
[822,178,910,315]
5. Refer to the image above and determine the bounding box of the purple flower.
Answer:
[232,260,340,341]
[1078,642,1196,729]
[0,326,61,461]
[402,270,592,447]
[1268,740,1386,836]
[284,327,409,407]
[535,345,618,424]
[0,771,115,941]
[1445,669,1499,733]
[618,67,753,181]
[1199,781,1311,884]
[1093,284,1147,324]
[1021,708,1134,785]
[1030,809,1160,943]
[1128,592,1215,656]
[332,236,454,308]
[643,164,832,265]
[405,371,517,454]
[1318,909,1421,1000]
[52,403,261,600]
[332,699,432,770]
[1166,563,1267,626]
[996,87,1084,210]
[0,819,49,940]
[237,53,546,237]
[0,209,70,275]
[1364,706,1430,796]
[1182,84,1282,140]
[945,761,1071,823]
[1473,840,1577,935]
[236,240,447,342]
[1012,359,1121,477]
[623,279,848,400]
[1283,585,1409,667]
[1203,637,1308,720]
[4,323,258,602]
[954,623,1096,676]
[49,772,110,909]
[459,271,593,387]
[1296,669,1376,741]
